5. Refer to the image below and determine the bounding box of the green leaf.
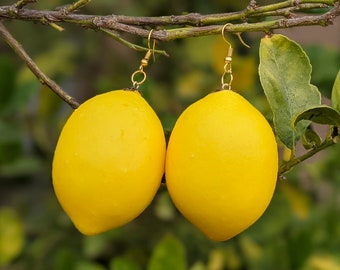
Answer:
[110,256,142,270]
[259,34,321,149]
[154,191,176,221]
[301,126,322,150]
[331,70,340,113]
[0,208,24,266]
[190,261,207,270]
[147,234,187,270]
[303,254,340,270]
[83,233,111,258]
[293,105,340,127]
[74,261,106,270]
[53,248,77,270]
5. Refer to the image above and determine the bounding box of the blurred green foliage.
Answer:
[0,0,340,269]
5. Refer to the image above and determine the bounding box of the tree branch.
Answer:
[0,1,339,41]
[0,21,80,109]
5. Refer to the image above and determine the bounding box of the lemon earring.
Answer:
[52,30,166,235]
[165,25,278,241]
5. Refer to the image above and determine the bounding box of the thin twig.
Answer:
[14,0,36,9]
[63,0,91,14]
[100,28,169,56]
[0,21,80,109]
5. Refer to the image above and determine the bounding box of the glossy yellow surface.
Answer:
[165,90,278,241]
[52,90,166,235]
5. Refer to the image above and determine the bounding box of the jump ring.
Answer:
[131,70,147,88]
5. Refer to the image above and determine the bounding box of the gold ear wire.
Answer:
[131,29,156,89]
[236,32,251,49]
[222,23,251,49]
[221,23,233,59]
[221,24,233,90]
[147,29,156,62]
[220,23,250,90]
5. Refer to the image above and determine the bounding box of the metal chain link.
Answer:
[131,50,152,89]
[130,30,155,89]
[221,46,233,90]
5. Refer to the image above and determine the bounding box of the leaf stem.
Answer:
[279,136,337,175]
[0,21,79,109]
[100,28,169,56]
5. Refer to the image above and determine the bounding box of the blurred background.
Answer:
[0,0,340,269]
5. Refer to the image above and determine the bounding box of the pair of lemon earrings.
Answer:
[52,24,278,241]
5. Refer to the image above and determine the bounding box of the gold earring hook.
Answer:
[147,29,156,62]
[130,29,156,89]
[221,24,232,47]
[221,23,233,58]
[221,24,233,90]
[220,23,250,90]
[222,23,250,49]
[236,32,251,49]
